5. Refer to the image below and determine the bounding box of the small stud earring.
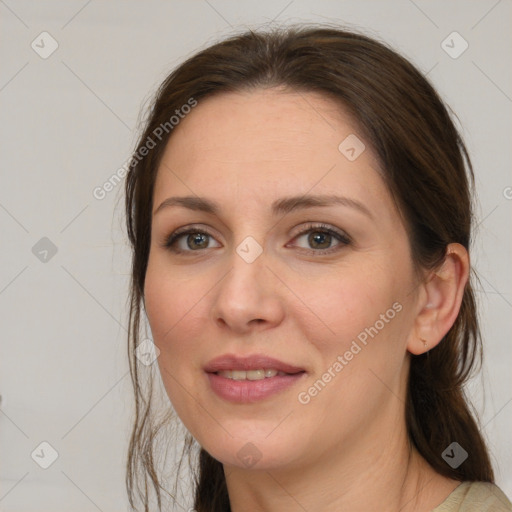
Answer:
[420,338,428,352]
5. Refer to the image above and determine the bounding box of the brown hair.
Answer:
[124,24,494,512]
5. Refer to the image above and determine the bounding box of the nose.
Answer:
[210,248,286,335]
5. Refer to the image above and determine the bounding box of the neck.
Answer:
[224,416,458,512]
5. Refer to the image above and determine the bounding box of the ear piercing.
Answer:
[420,338,428,352]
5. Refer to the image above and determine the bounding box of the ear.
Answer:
[407,243,469,355]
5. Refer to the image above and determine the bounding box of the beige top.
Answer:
[432,482,512,511]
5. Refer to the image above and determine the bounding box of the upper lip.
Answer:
[204,354,306,374]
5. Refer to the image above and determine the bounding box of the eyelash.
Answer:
[162,222,351,256]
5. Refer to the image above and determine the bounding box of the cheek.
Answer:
[143,255,213,414]
[144,250,207,337]
[293,264,410,397]
[294,263,401,344]
[144,267,207,360]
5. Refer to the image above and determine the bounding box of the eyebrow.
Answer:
[154,194,373,219]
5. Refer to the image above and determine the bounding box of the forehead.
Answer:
[153,88,388,211]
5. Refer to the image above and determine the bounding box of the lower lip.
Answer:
[206,372,306,403]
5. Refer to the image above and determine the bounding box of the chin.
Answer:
[197,428,303,471]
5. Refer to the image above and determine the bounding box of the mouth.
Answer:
[214,368,304,380]
[204,354,307,403]
[204,353,306,374]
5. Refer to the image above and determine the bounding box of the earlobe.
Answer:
[407,243,469,355]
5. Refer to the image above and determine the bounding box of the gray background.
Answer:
[0,1,511,510]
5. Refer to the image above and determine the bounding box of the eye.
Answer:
[162,223,350,256]
[163,227,221,253]
[288,223,351,255]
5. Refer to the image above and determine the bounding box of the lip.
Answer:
[204,353,307,403]
[203,353,306,374]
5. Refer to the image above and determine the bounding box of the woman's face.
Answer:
[144,89,420,470]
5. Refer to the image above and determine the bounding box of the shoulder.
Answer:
[433,481,512,512]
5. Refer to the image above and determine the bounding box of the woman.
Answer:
[124,25,512,511]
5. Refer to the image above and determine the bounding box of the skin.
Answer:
[144,88,468,511]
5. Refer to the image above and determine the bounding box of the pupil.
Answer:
[188,233,208,249]
[309,231,331,249]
